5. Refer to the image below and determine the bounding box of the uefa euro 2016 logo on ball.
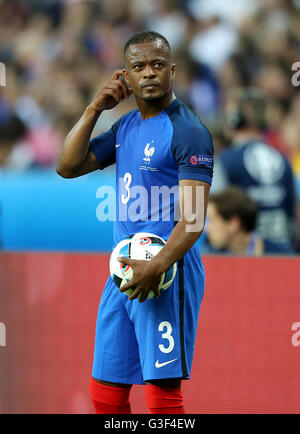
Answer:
[109,232,177,300]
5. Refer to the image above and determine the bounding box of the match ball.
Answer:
[109,232,177,299]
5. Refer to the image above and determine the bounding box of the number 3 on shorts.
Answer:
[158,321,174,354]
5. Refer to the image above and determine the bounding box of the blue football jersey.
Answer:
[90,98,214,245]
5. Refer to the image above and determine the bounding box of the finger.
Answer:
[128,286,142,301]
[112,69,125,81]
[102,88,123,103]
[120,283,133,293]
[111,79,130,98]
[138,291,148,303]
[117,256,132,265]
[103,86,124,102]
[106,82,127,99]
[154,286,161,299]
[119,278,135,292]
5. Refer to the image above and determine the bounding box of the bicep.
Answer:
[179,179,210,232]
[172,123,214,186]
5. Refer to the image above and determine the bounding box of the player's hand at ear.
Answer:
[89,69,133,113]
[117,257,162,303]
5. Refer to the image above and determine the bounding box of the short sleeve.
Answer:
[89,117,122,169]
[171,119,214,185]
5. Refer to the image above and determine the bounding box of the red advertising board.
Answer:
[0,253,299,413]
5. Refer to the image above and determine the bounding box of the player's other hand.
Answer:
[117,257,162,303]
[89,69,132,113]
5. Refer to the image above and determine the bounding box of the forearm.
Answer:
[150,219,203,274]
[56,105,101,176]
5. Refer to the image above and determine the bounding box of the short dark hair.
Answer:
[124,30,171,59]
[209,187,257,232]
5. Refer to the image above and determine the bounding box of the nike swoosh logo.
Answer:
[115,144,121,148]
[155,358,177,368]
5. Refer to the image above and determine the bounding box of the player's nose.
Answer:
[143,65,156,78]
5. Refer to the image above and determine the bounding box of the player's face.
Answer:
[206,203,232,249]
[124,41,175,102]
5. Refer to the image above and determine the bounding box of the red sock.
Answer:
[145,384,185,414]
[89,377,132,414]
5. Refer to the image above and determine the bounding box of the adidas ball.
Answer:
[109,232,177,299]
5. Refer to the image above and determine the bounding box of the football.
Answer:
[109,232,177,299]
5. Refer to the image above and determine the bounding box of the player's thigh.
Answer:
[126,248,204,382]
[92,277,143,385]
[130,284,184,381]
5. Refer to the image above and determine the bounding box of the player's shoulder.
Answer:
[168,99,208,129]
[167,99,213,144]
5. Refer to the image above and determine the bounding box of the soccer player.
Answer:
[57,31,214,414]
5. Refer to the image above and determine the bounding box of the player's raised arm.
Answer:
[56,70,132,178]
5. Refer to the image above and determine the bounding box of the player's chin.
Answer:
[142,90,163,101]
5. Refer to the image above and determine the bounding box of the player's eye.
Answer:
[154,62,163,68]
[133,64,143,70]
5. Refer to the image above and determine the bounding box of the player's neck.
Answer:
[137,92,176,120]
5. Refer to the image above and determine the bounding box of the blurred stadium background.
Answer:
[0,0,300,414]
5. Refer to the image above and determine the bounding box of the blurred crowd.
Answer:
[0,0,299,167]
[0,0,300,251]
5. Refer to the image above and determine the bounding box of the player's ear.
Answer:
[123,68,129,84]
[171,63,176,81]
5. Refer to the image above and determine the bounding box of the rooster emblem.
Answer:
[143,142,155,162]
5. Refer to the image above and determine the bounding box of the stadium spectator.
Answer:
[212,87,297,250]
[205,187,295,255]
[0,113,31,169]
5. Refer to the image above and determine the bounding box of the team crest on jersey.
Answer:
[143,141,155,162]
[140,140,158,172]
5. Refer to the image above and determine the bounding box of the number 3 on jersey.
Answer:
[121,172,132,204]
[158,321,175,353]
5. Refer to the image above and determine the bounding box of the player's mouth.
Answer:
[142,82,160,90]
